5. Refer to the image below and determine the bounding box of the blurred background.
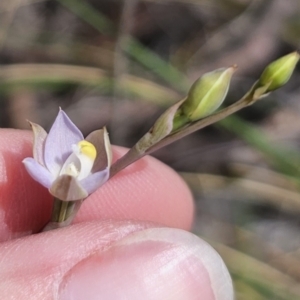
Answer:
[1,0,300,298]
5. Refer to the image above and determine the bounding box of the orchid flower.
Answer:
[23,109,112,202]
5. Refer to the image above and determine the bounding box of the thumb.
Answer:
[0,221,233,300]
[59,227,233,300]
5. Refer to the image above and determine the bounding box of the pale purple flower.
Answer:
[23,109,112,201]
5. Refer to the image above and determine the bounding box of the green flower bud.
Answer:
[181,66,236,122]
[258,51,299,92]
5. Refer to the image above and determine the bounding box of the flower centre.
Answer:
[60,140,97,180]
[76,140,97,160]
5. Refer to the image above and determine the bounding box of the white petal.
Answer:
[71,143,95,180]
[60,152,80,177]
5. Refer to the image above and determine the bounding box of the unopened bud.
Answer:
[258,51,299,92]
[185,66,236,120]
[173,66,235,131]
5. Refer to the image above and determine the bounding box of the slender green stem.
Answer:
[147,95,252,154]
[58,201,68,222]
[110,146,142,178]
[110,93,253,177]
[42,198,84,232]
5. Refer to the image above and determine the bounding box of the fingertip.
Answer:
[0,129,52,241]
[76,146,194,230]
[0,131,194,242]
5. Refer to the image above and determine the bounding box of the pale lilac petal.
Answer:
[50,174,88,201]
[79,167,109,194]
[22,158,53,188]
[30,122,47,166]
[44,109,83,177]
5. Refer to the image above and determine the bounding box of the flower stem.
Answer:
[110,145,143,178]
[110,93,254,177]
[147,94,252,154]
[42,198,84,232]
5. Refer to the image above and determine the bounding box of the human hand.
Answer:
[0,129,233,299]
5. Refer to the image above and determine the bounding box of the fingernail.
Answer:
[59,228,233,300]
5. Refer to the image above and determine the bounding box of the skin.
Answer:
[0,129,234,300]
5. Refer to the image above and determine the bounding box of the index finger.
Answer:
[0,129,194,242]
